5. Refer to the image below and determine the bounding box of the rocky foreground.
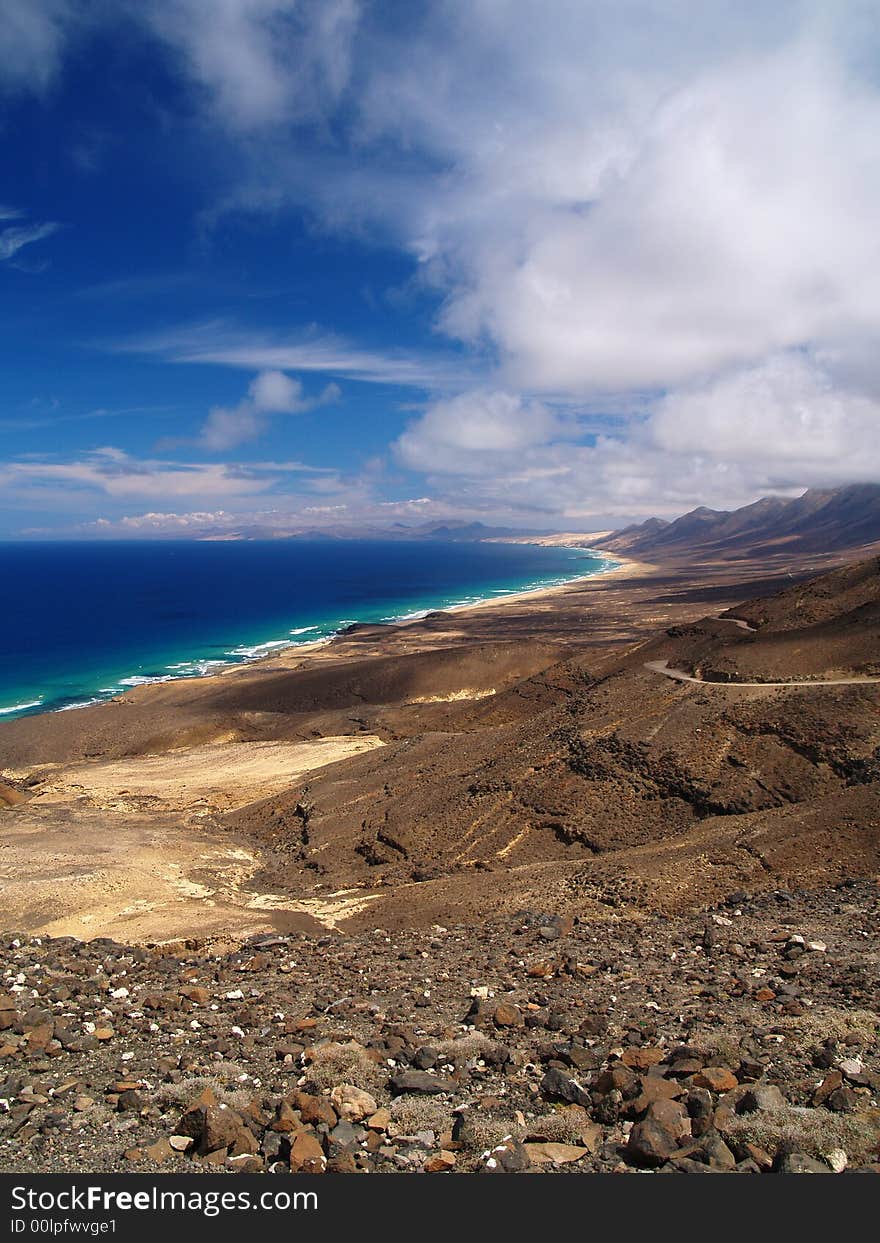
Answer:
[1,879,877,1175]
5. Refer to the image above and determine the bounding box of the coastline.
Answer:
[0,539,631,721]
[106,542,643,702]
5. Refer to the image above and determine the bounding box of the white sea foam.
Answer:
[0,699,43,715]
[289,626,319,635]
[117,674,175,687]
[228,639,291,658]
[55,697,103,712]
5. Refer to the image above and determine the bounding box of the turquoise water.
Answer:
[0,539,616,720]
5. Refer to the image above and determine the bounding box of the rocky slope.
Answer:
[0,880,876,1175]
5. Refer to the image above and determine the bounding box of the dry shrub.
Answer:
[305,1040,385,1092]
[776,1006,879,1049]
[388,1095,452,1137]
[525,1106,592,1145]
[722,1106,880,1165]
[435,1031,504,1064]
[155,1076,253,1113]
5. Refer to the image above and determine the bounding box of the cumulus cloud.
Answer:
[195,370,339,451]
[11,2,880,523]
[395,390,572,473]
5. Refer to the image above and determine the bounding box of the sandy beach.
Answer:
[1,536,879,949]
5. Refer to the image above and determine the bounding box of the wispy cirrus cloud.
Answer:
[0,446,329,505]
[110,320,476,391]
[0,208,59,266]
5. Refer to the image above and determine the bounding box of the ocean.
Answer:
[0,539,614,720]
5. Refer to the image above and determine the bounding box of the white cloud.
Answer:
[395,390,570,473]
[10,2,880,524]
[195,369,339,451]
[0,446,322,503]
[141,0,360,130]
[0,0,73,94]
[115,321,472,390]
[0,217,59,263]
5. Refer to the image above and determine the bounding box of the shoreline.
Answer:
[0,540,635,722]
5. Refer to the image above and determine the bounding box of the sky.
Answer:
[2,1,880,538]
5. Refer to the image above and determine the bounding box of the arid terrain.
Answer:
[1,492,879,1173]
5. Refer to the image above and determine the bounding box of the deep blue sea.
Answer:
[0,539,615,720]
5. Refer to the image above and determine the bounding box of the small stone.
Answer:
[825,1149,848,1173]
[692,1067,738,1093]
[424,1151,456,1172]
[390,1070,457,1095]
[493,1003,522,1028]
[645,1098,691,1141]
[626,1118,680,1167]
[777,1152,830,1174]
[737,1084,786,1113]
[826,1086,858,1113]
[366,1108,391,1131]
[291,1091,337,1127]
[289,1130,326,1174]
[540,1067,591,1107]
[143,1139,172,1164]
[73,1096,94,1112]
[524,1142,588,1166]
[482,1138,531,1173]
[169,1135,193,1152]
[621,1047,664,1070]
[330,1084,377,1123]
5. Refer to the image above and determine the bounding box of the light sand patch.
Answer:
[0,806,340,942]
[404,688,496,704]
[30,735,385,811]
[246,888,382,927]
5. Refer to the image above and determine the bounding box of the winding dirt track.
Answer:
[644,660,880,688]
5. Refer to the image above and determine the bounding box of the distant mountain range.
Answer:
[601,483,880,558]
[201,520,556,543]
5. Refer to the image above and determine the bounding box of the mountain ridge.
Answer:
[601,483,880,558]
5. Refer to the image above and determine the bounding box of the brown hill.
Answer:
[227,554,880,927]
[603,483,880,559]
[2,546,879,939]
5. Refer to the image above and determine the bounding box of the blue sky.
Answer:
[2,2,880,538]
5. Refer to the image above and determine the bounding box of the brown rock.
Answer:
[692,1067,739,1093]
[645,1098,691,1141]
[198,1105,246,1155]
[179,986,210,1005]
[629,1076,684,1114]
[524,1142,589,1166]
[289,1130,326,1174]
[143,1139,172,1164]
[493,1002,523,1028]
[25,1023,54,1050]
[621,1047,665,1070]
[291,1090,337,1127]
[424,1151,457,1172]
[626,1118,680,1167]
